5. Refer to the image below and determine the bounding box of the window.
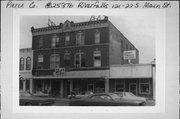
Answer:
[26,57,31,70]
[50,54,60,69]
[139,79,150,94]
[94,50,101,67]
[76,31,85,45]
[65,33,70,46]
[94,30,100,44]
[37,54,43,69]
[39,37,43,49]
[64,53,70,67]
[51,35,59,48]
[74,52,85,67]
[20,57,24,70]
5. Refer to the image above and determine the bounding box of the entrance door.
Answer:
[129,83,137,95]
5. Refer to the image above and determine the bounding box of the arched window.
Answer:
[76,31,85,46]
[93,50,101,67]
[51,35,59,48]
[38,54,43,69]
[20,57,24,70]
[74,51,85,67]
[94,30,100,44]
[50,54,60,69]
[64,52,70,67]
[26,57,31,70]
[65,33,70,46]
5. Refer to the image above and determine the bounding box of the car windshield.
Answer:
[125,92,135,97]
[109,93,121,101]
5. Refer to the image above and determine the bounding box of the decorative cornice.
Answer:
[31,19,109,36]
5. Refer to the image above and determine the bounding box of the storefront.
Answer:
[32,64,155,98]
[109,64,155,99]
[32,69,110,97]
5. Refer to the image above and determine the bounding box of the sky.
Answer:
[20,16,155,64]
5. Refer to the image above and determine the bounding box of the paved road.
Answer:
[53,98,155,106]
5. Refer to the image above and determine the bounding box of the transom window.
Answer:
[37,54,43,69]
[50,54,60,69]
[26,57,31,70]
[94,30,100,44]
[74,51,85,67]
[20,57,24,70]
[51,35,60,48]
[76,31,85,45]
[65,33,70,46]
[94,50,101,67]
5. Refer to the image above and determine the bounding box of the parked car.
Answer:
[69,93,145,106]
[68,91,93,99]
[19,91,55,106]
[33,91,49,97]
[114,92,147,105]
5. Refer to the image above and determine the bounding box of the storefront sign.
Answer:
[54,68,65,76]
[123,50,136,60]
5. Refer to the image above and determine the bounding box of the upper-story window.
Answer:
[51,35,60,48]
[39,37,43,49]
[37,54,43,69]
[26,57,31,70]
[94,50,101,67]
[74,51,85,67]
[76,31,85,46]
[64,52,70,67]
[65,33,70,46]
[50,54,60,69]
[20,57,24,70]
[94,30,100,44]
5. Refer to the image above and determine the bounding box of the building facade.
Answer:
[30,16,154,98]
[19,48,33,93]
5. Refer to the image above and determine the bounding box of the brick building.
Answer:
[19,48,33,93]
[30,16,154,98]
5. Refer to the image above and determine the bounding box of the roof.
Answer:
[31,16,109,33]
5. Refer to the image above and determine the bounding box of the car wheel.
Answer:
[25,102,33,106]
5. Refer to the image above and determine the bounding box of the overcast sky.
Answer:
[20,16,155,64]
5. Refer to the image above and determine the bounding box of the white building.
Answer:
[19,48,33,93]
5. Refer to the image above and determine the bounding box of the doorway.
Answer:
[129,83,137,95]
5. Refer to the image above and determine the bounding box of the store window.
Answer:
[74,52,85,67]
[26,57,31,70]
[39,37,43,49]
[94,50,101,67]
[65,33,70,46]
[20,57,24,70]
[37,54,43,69]
[51,35,59,48]
[76,31,85,46]
[94,30,100,44]
[50,54,60,69]
[139,79,150,94]
[64,52,70,67]
[26,80,30,91]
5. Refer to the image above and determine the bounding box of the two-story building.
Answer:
[19,48,33,93]
[31,16,154,98]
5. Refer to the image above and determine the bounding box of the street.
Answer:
[52,98,155,106]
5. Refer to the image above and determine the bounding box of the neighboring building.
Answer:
[30,16,154,98]
[19,48,33,93]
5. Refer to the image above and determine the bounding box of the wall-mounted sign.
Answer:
[123,50,136,60]
[54,68,65,76]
